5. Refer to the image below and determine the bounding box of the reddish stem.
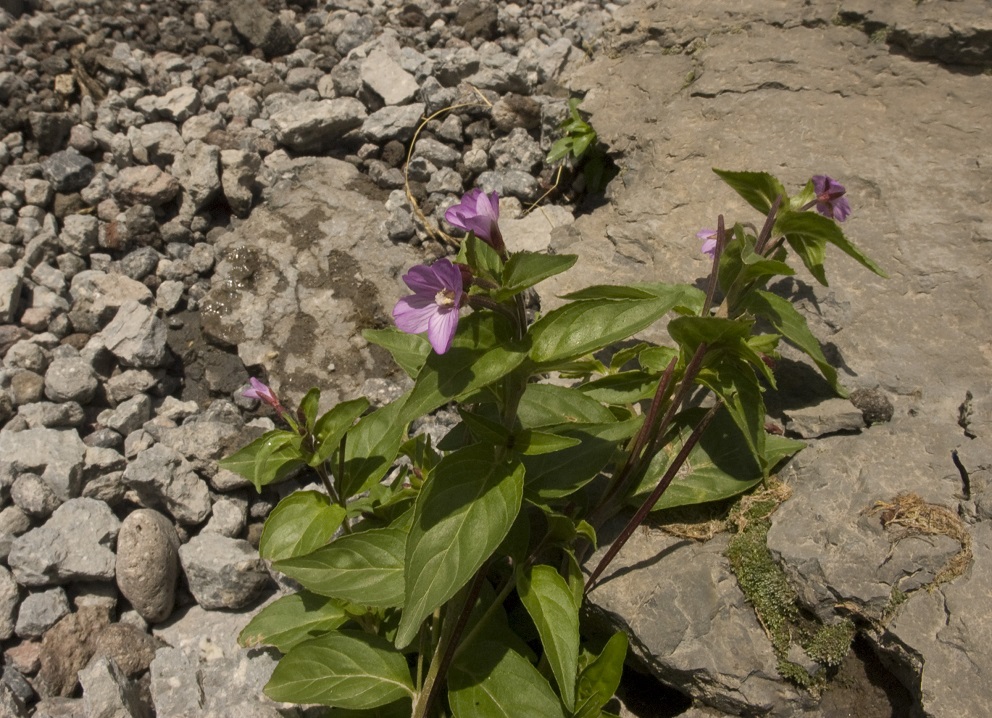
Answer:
[584,401,723,594]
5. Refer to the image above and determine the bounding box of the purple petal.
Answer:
[444,189,500,242]
[427,307,459,354]
[701,237,718,258]
[393,295,437,335]
[431,259,463,296]
[832,196,851,222]
[473,190,499,224]
[462,215,496,241]
[402,264,447,295]
[243,377,267,400]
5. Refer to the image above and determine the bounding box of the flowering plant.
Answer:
[223,170,883,716]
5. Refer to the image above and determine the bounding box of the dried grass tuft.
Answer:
[868,492,973,586]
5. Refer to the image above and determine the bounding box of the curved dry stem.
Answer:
[404,86,493,247]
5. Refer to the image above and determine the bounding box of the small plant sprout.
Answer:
[224,172,885,715]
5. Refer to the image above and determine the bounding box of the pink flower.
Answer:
[393,259,464,355]
[812,175,851,222]
[243,378,283,411]
[444,188,504,252]
[697,228,718,258]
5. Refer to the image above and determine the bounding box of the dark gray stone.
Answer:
[40,150,96,194]
[15,587,70,639]
[123,444,211,526]
[8,498,119,587]
[455,0,499,41]
[79,656,148,718]
[230,0,301,58]
[782,398,865,439]
[269,98,367,153]
[29,112,73,155]
[98,301,169,368]
[178,533,269,610]
[44,357,99,405]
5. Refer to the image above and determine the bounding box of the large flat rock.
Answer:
[566,0,991,714]
[202,157,420,408]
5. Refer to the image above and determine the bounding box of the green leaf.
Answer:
[523,419,641,500]
[238,591,347,652]
[719,233,795,296]
[765,433,807,467]
[547,137,573,165]
[608,343,650,372]
[638,346,678,373]
[395,445,525,648]
[517,565,580,709]
[319,702,412,718]
[459,407,513,446]
[274,527,406,609]
[696,361,766,472]
[517,384,616,428]
[311,398,371,468]
[776,209,886,278]
[459,579,534,659]
[668,315,753,354]
[363,328,430,378]
[571,130,595,158]
[791,178,816,210]
[300,388,321,432]
[559,285,657,301]
[563,550,586,606]
[579,371,658,405]
[631,408,766,510]
[530,285,701,364]
[457,233,503,283]
[574,633,628,718]
[260,491,346,561]
[742,289,846,397]
[512,430,582,455]
[401,312,529,425]
[712,168,787,215]
[265,630,414,709]
[496,252,577,301]
[341,399,407,498]
[784,232,828,285]
[218,430,305,492]
[449,641,568,718]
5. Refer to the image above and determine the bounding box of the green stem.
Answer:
[413,565,491,718]
[450,566,518,663]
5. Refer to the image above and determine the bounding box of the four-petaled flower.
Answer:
[243,377,283,412]
[393,258,464,355]
[812,175,851,222]
[444,188,505,253]
[697,228,718,259]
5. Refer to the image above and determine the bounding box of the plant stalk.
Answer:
[752,194,783,255]
[584,400,723,594]
[701,214,726,317]
[412,564,491,718]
